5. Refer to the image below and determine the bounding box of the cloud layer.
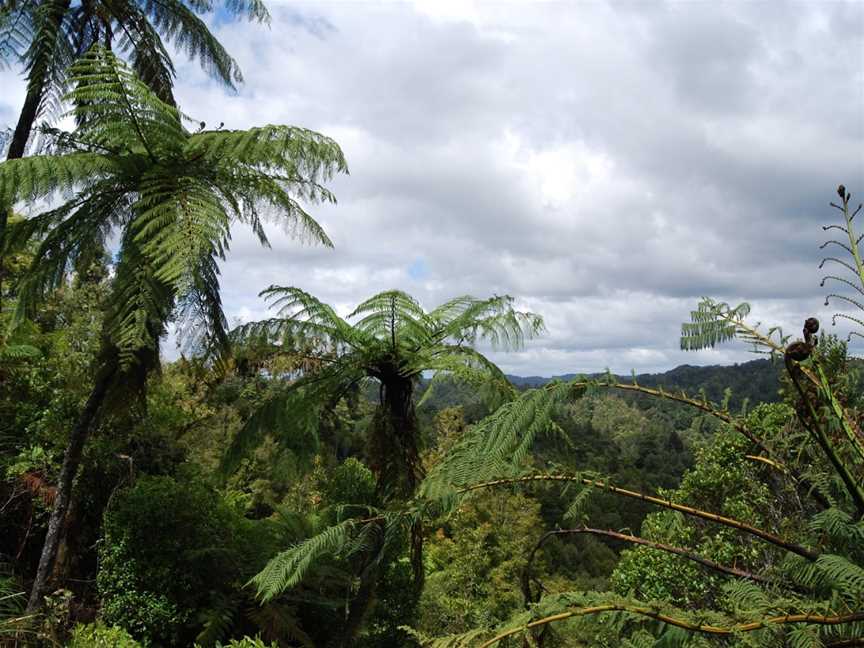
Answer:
[3,0,863,375]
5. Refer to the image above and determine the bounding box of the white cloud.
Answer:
[3,0,864,374]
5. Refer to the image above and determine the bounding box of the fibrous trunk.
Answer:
[370,376,422,500]
[333,376,423,644]
[6,75,43,162]
[25,356,117,613]
[25,327,157,612]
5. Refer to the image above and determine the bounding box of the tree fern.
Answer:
[231,289,542,642]
[5,47,346,613]
[225,288,543,496]
[0,0,269,158]
[3,47,346,362]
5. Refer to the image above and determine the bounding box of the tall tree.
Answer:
[1,0,267,158]
[0,47,347,612]
[0,0,268,299]
[225,287,543,646]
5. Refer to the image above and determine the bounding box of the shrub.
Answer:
[67,621,141,647]
[98,475,273,646]
[213,637,277,648]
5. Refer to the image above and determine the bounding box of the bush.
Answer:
[98,475,275,646]
[67,621,142,647]
[213,637,277,648]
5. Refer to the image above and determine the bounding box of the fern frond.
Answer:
[681,299,786,357]
[0,343,41,361]
[21,0,76,125]
[421,380,582,501]
[807,554,864,605]
[111,3,176,103]
[251,517,370,602]
[809,508,864,553]
[105,235,173,366]
[251,526,347,604]
[350,290,431,347]
[175,252,229,356]
[262,286,349,330]
[428,293,546,351]
[188,125,347,179]
[0,152,118,205]
[195,593,240,647]
[0,0,35,67]
[5,48,346,372]
[137,0,245,89]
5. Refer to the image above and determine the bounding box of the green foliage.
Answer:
[231,288,545,642]
[211,637,278,648]
[0,0,268,137]
[325,457,377,507]
[418,492,547,636]
[98,540,187,645]
[224,288,544,479]
[610,406,785,606]
[67,621,143,647]
[3,28,860,647]
[417,258,864,647]
[2,47,346,364]
[98,475,277,646]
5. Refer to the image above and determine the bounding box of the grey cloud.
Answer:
[194,0,864,372]
[4,1,864,374]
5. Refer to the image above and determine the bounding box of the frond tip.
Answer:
[681,298,784,355]
[251,520,357,602]
[680,299,746,351]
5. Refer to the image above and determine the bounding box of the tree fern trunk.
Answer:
[371,376,422,499]
[330,563,379,648]
[335,374,423,644]
[25,356,117,613]
[49,487,79,589]
[6,78,43,162]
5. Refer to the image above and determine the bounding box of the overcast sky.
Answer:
[2,0,863,376]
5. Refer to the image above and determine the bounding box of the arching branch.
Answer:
[577,380,764,449]
[478,607,864,647]
[458,474,819,561]
[521,527,775,605]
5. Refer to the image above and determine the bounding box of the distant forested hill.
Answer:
[411,358,784,426]
[507,358,783,410]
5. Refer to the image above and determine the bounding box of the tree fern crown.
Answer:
[0,47,347,364]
